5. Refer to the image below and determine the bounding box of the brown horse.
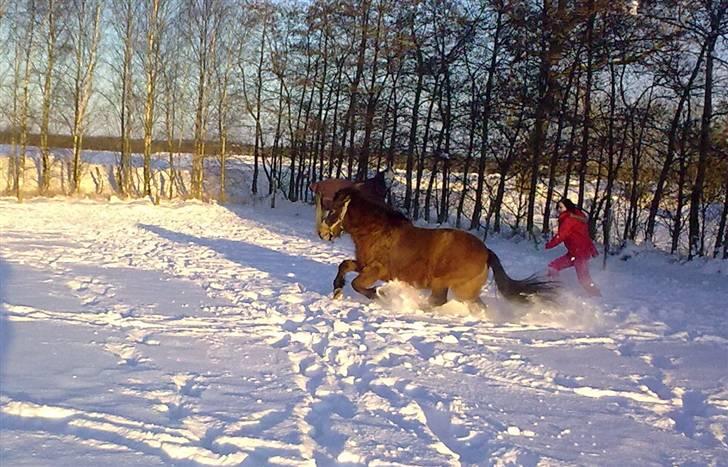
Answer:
[318,188,556,307]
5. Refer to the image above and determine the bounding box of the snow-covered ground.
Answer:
[1,196,727,466]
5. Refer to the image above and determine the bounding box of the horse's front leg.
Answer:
[333,259,359,299]
[351,264,383,300]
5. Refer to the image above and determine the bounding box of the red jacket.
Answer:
[546,209,599,259]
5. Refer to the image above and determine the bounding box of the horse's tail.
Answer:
[486,248,558,303]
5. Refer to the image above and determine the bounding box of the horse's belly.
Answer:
[390,265,430,289]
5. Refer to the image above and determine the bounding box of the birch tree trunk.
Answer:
[142,0,163,200]
[17,0,37,201]
[70,0,102,195]
[40,0,59,195]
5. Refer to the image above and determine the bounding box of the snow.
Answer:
[1,196,727,466]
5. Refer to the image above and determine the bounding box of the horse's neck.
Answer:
[346,208,392,241]
[348,222,397,263]
[347,219,387,241]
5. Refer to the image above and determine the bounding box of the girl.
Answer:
[545,198,601,297]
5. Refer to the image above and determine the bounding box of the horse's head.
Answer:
[318,190,352,241]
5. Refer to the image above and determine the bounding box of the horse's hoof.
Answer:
[333,288,343,300]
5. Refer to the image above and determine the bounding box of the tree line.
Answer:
[1,0,727,260]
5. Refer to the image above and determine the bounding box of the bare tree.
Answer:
[403,10,425,213]
[577,0,597,208]
[356,0,388,180]
[541,46,582,235]
[16,0,37,200]
[714,150,728,257]
[687,1,726,258]
[68,0,102,194]
[471,5,503,230]
[160,36,187,200]
[523,0,570,237]
[670,112,693,255]
[240,2,271,196]
[188,0,220,200]
[345,0,371,180]
[645,43,706,242]
[212,2,240,203]
[110,0,139,197]
[7,2,23,195]
[141,0,165,200]
[39,0,63,195]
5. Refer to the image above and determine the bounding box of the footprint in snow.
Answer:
[172,373,206,397]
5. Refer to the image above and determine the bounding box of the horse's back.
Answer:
[431,228,488,269]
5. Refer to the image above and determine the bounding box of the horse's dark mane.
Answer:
[336,187,409,225]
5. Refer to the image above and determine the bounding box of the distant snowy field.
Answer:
[1,196,727,466]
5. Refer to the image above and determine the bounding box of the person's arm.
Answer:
[546,218,573,249]
[545,233,562,249]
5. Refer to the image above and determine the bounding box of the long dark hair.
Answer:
[559,197,578,213]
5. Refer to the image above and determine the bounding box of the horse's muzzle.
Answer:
[318,225,333,241]
[318,222,341,241]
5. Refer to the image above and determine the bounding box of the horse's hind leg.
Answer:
[451,267,488,303]
[451,269,489,315]
[467,296,488,314]
[429,287,448,307]
[333,259,359,299]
